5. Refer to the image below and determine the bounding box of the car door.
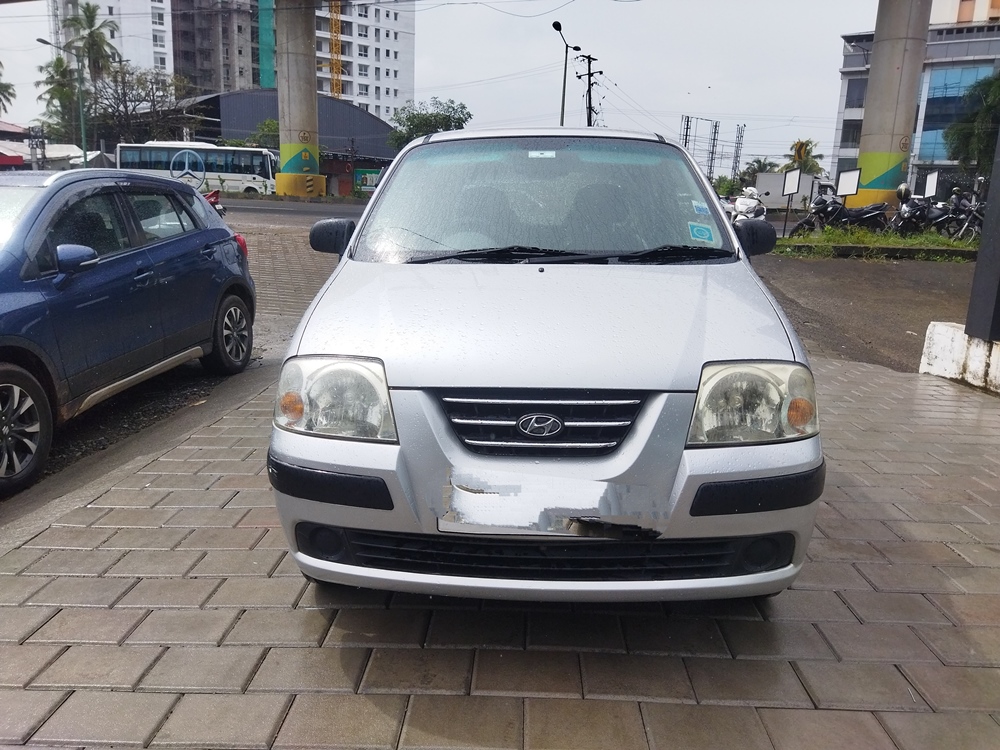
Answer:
[121,188,219,356]
[39,186,163,398]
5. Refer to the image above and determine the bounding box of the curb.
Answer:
[778,244,978,261]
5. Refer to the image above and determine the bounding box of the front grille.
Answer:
[296,523,795,582]
[437,388,646,457]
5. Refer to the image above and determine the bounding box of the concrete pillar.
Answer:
[274,0,326,197]
[851,0,932,208]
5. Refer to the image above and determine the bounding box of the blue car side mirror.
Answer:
[53,244,99,290]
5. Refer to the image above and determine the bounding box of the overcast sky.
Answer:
[0,0,879,171]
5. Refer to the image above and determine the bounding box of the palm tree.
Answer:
[739,157,778,187]
[36,55,78,143]
[0,60,16,116]
[62,2,120,81]
[944,72,1000,173]
[780,139,825,176]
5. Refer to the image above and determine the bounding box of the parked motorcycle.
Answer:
[889,194,960,237]
[731,187,770,224]
[205,189,227,217]
[789,190,891,236]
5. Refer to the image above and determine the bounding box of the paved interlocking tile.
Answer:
[526,612,625,652]
[105,550,205,578]
[51,507,111,527]
[21,526,115,549]
[472,650,581,698]
[138,646,265,693]
[164,508,249,528]
[817,622,939,662]
[425,610,524,650]
[27,607,146,645]
[840,590,952,625]
[205,577,305,608]
[790,562,874,590]
[621,615,729,656]
[92,508,180,528]
[757,590,859,622]
[324,608,430,647]
[398,695,521,750]
[176,528,267,550]
[149,693,290,749]
[32,691,179,747]
[757,708,897,750]
[188,550,284,577]
[927,593,1000,625]
[297,582,391,609]
[901,664,1000,711]
[0,548,45,575]
[115,578,222,608]
[360,648,473,695]
[581,653,695,702]
[856,563,963,593]
[125,609,240,646]
[877,711,1000,750]
[0,607,56,643]
[224,609,334,646]
[915,625,1000,667]
[90,488,170,507]
[155,490,238,508]
[275,694,407,750]
[26,576,134,608]
[31,644,163,690]
[524,698,647,750]
[719,621,835,660]
[793,661,929,711]
[642,704,774,750]
[0,644,64,687]
[247,646,369,693]
[98,528,191,550]
[0,688,68,744]
[685,657,812,707]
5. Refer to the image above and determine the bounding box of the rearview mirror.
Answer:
[310,218,356,255]
[733,219,776,257]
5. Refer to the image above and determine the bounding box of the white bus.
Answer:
[115,141,279,194]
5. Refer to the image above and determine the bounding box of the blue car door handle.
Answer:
[134,268,154,286]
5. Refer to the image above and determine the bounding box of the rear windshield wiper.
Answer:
[407,246,582,264]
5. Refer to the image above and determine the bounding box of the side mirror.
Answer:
[53,243,99,290]
[763,191,771,197]
[733,219,776,257]
[309,218,356,255]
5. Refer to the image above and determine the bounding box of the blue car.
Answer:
[0,170,255,495]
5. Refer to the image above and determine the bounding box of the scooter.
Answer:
[731,187,770,224]
[204,189,227,217]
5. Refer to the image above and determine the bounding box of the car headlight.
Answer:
[687,362,818,446]
[274,357,398,442]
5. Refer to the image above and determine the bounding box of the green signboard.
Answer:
[355,169,381,193]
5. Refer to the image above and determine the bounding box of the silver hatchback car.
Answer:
[269,128,824,601]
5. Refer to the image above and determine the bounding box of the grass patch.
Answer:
[776,226,978,262]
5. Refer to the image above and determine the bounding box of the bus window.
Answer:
[119,148,140,169]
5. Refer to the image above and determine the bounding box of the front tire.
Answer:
[0,365,53,497]
[788,218,815,238]
[201,295,253,375]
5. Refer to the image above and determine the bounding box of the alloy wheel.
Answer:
[0,383,40,478]
[223,305,250,364]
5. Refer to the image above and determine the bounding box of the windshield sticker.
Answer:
[692,200,710,215]
[528,151,556,159]
[688,222,716,244]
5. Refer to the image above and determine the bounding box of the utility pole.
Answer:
[576,54,601,127]
[681,116,691,149]
[706,120,720,181]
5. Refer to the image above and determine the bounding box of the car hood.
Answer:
[293,259,794,391]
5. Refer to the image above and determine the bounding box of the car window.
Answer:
[126,193,193,243]
[178,191,216,226]
[355,136,730,263]
[0,186,42,247]
[47,193,130,258]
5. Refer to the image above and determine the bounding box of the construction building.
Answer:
[43,1,414,124]
[831,0,1000,191]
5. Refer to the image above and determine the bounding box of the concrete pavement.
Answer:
[2,227,1000,749]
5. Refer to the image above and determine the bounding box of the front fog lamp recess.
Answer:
[275,358,398,441]
[687,362,818,446]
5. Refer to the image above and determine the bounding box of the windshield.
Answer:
[353,136,731,263]
[0,186,42,247]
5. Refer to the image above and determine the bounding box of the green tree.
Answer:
[0,60,15,116]
[739,157,778,187]
[712,175,740,197]
[35,55,78,142]
[781,139,825,176]
[387,97,472,149]
[944,72,1000,173]
[63,2,120,81]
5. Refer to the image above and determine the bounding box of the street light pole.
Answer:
[552,22,580,127]
[37,37,88,168]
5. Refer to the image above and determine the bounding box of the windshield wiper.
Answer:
[407,246,582,264]
[527,245,735,264]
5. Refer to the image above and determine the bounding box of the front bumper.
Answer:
[269,389,824,601]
